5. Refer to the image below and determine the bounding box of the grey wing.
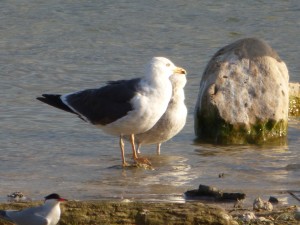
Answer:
[14,214,49,225]
[31,214,49,225]
[7,207,49,225]
[20,215,49,225]
[62,78,141,125]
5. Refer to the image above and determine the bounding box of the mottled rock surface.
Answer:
[0,200,297,225]
[0,201,238,225]
[195,38,289,144]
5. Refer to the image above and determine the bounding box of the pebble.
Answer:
[241,211,256,222]
[253,197,264,210]
[253,197,273,211]
[268,196,279,204]
[257,216,274,225]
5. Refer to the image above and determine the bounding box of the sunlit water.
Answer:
[0,1,299,205]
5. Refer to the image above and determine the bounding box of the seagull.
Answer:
[37,57,186,166]
[0,193,67,225]
[128,71,187,155]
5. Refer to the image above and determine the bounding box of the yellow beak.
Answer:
[173,67,187,75]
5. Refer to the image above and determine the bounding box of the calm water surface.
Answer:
[0,0,299,204]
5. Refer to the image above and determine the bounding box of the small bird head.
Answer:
[44,193,67,203]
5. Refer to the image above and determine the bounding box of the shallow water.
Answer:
[0,0,299,204]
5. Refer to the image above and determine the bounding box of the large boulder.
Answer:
[195,38,289,144]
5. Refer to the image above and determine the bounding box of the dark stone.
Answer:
[185,184,246,202]
[269,196,279,204]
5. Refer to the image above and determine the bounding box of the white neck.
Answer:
[172,86,185,103]
[42,200,61,224]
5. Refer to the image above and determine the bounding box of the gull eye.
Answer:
[166,63,171,67]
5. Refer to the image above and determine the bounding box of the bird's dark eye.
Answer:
[166,63,171,67]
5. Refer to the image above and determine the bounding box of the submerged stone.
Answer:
[195,38,289,144]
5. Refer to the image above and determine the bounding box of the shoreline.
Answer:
[0,200,298,225]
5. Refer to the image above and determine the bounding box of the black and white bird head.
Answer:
[145,57,186,81]
[44,193,67,205]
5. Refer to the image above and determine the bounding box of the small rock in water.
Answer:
[268,196,279,204]
[218,173,225,178]
[122,161,154,170]
[185,184,246,201]
[7,191,29,202]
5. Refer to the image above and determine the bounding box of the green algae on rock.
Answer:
[195,114,287,144]
[195,38,289,144]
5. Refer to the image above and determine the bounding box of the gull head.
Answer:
[145,57,186,81]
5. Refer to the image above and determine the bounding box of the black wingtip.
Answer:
[36,94,75,114]
[36,96,45,101]
[36,96,50,104]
